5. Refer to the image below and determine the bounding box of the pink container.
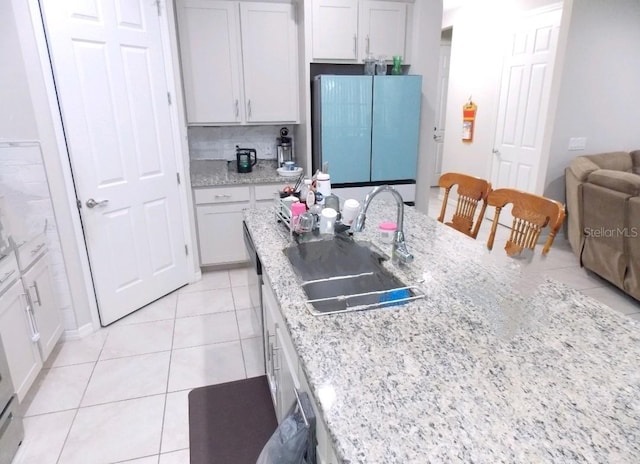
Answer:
[290,202,307,231]
[291,202,306,217]
[378,221,397,244]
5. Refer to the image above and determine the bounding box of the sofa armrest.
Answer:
[631,150,640,174]
[568,156,601,181]
[587,169,640,196]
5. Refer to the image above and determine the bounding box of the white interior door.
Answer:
[41,0,189,325]
[490,7,561,193]
[431,43,451,186]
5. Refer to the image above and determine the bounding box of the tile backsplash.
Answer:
[188,126,288,161]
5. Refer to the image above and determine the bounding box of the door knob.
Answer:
[492,149,501,155]
[86,198,109,208]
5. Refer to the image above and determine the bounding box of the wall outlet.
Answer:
[568,137,587,151]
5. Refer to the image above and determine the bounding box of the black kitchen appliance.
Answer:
[236,146,257,173]
[242,221,264,371]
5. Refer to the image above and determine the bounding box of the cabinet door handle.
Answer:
[30,243,46,256]
[353,34,357,58]
[0,270,15,284]
[272,323,280,371]
[366,35,370,54]
[247,99,252,119]
[266,329,272,362]
[235,99,239,118]
[22,297,40,343]
[273,347,281,371]
[30,282,41,306]
[214,194,232,199]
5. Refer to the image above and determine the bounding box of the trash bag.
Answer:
[257,391,316,464]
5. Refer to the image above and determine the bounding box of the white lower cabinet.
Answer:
[254,183,289,209]
[298,369,339,464]
[0,241,63,402]
[262,276,339,463]
[194,183,289,266]
[262,276,299,422]
[194,186,251,266]
[22,254,62,361]
[0,256,42,402]
[196,206,249,265]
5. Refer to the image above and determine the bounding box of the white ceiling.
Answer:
[442,0,468,13]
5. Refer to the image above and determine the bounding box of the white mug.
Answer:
[341,199,360,225]
[319,208,337,234]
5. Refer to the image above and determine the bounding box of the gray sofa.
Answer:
[566,150,640,301]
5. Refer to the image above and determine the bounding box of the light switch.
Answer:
[568,137,587,151]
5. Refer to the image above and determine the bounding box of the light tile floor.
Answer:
[12,267,263,464]
[11,190,640,463]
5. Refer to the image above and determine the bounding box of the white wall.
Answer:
[0,1,37,139]
[440,3,506,180]
[441,0,564,182]
[544,0,640,202]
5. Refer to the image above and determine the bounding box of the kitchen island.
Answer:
[243,203,640,463]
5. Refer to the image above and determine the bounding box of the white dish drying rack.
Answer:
[274,197,298,239]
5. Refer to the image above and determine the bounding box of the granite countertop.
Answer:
[190,159,287,187]
[243,203,640,463]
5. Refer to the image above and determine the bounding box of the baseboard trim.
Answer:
[62,322,95,341]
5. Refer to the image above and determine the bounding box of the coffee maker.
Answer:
[276,127,294,167]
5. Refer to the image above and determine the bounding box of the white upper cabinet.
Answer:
[312,0,359,60]
[177,1,243,124]
[240,3,299,123]
[311,0,408,63]
[359,1,407,61]
[177,1,299,125]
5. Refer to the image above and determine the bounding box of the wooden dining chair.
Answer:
[486,188,566,256]
[437,172,492,239]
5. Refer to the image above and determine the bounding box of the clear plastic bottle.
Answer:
[316,172,331,205]
[304,179,316,207]
[364,55,376,76]
[300,179,312,205]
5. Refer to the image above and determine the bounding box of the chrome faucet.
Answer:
[351,185,414,265]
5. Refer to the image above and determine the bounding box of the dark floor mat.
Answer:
[188,376,277,464]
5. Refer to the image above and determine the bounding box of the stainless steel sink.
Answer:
[283,236,424,315]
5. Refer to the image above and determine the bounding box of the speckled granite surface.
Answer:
[190,159,285,186]
[243,202,640,463]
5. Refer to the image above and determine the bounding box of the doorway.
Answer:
[490,6,562,193]
[431,28,452,187]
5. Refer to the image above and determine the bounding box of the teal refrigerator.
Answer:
[312,75,422,185]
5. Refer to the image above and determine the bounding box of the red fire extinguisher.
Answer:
[462,97,477,143]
